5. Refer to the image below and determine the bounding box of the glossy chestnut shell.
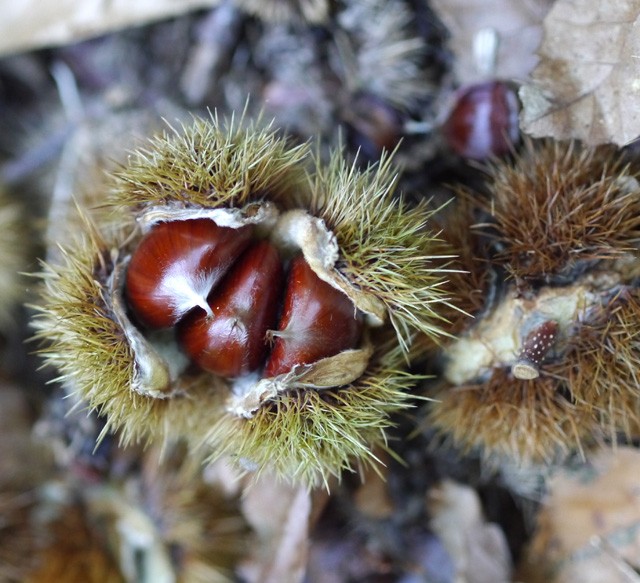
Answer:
[125,219,253,329]
[264,255,362,378]
[124,218,363,381]
[442,81,519,160]
[177,240,282,378]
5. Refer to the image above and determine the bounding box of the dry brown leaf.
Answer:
[0,0,222,56]
[239,475,328,583]
[520,0,640,146]
[0,383,52,491]
[430,0,551,85]
[352,456,394,520]
[427,480,512,583]
[519,447,640,583]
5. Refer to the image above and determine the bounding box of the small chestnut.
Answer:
[177,240,282,378]
[264,255,362,378]
[125,219,253,329]
[512,320,559,380]
[344,93,404,160]
[442,80,519,160]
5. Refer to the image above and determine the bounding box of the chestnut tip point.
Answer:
[512,360,540,380]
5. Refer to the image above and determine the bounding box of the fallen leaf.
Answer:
[430,0,550,85]
[0,0,222,56]
[519,447,640,583]
[427,480,512,583]
[352,474,394,520]
[239,475,328,583]
[0,383,52,490]
[520,0,640,146]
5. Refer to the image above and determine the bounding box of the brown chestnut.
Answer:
[345,93,404,161]
[264,255,362,378]
[512,320,559,380]
[125,219,253,329]
[442,80,519,160]
[177,240,283,378]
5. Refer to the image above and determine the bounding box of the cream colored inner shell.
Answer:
[442,268,631,386]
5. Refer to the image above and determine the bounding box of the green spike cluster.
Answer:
[32,113,451,486]
[309,149,455,350]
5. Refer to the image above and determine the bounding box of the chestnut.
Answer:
[125,219,253,329]
[512,320,559,380]
[34,114,452,487]
[177,240,282,378]
[442,80,519,160]
[264,255,362,378]
[344,93,404,161]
